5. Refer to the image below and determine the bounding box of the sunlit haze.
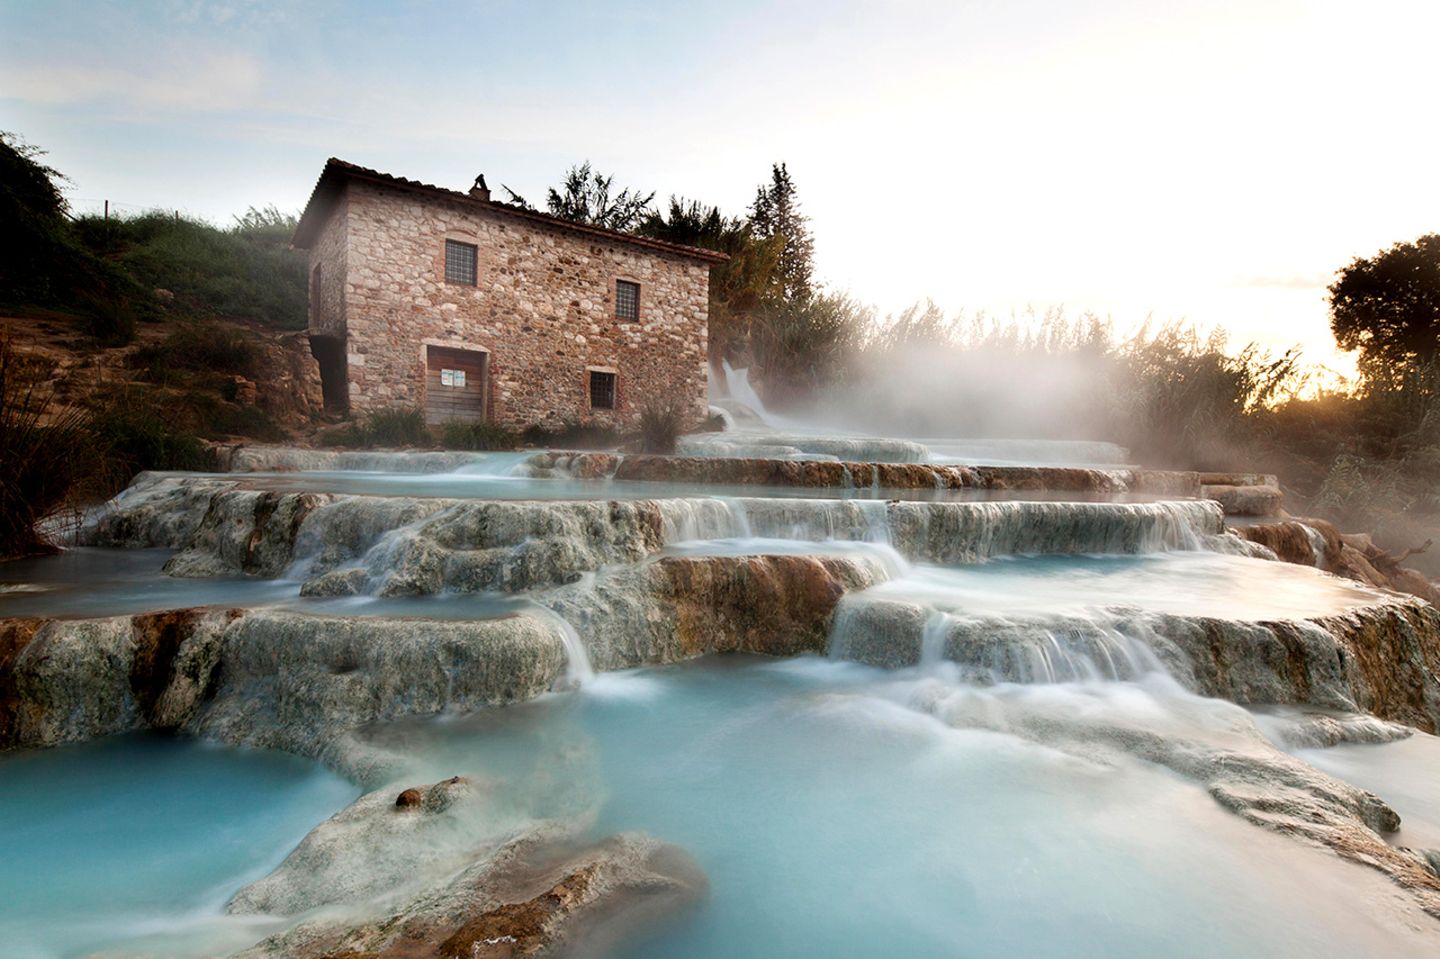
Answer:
[5,0,1438,375]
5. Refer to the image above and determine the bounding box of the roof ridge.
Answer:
[292,158,728,264]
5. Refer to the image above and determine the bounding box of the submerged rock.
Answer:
[222,768,703,959]
[1260,711,1415,749]
[229,775,494,916]
[228,828,706,959]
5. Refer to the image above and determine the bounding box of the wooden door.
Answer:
[424,346,487,425]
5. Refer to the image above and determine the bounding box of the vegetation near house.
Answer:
[638,397,685,454]
[503,160,657,232]
[4,130,1440,569]
[440,419,521,452]
[0,131,308,345]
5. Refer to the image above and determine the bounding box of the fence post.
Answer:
[104,200,108,221]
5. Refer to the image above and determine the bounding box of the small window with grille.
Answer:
[445,239,477,285]
[615,279,639,320]
[589,370,617,410]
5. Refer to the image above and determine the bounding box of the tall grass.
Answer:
[318,407,433,449]
[71,206,306,329]
[439,419,519,451]
[132,322,263,383]
[0,328,92,556]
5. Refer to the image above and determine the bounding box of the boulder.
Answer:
[228,830,705,959]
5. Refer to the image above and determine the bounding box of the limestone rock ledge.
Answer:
[0,554,883,770]
[81,473,1236,595]
[832,595,1440,732]
[1238,517,1440,606]
[0,609,566,779]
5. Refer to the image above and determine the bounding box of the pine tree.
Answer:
[749,163,815,304]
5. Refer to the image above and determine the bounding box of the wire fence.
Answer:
[65,197,202,222]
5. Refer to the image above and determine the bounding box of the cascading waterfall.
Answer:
[13,443,1440,959]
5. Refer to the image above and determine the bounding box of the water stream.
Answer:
[3,428,1438,957]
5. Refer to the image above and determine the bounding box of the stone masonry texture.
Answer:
[306,177,712,430]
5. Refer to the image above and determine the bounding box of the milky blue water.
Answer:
[0,735,357,959]
[196,469,1159,504]
[361,656,1440,959]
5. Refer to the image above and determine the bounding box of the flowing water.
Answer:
[4,425,1439,957]
[356,658,1440,959]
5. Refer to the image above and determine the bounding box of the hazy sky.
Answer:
[5,0,1438,374]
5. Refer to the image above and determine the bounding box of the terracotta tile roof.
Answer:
[292,158,729,264]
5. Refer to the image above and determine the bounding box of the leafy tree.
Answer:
[750,162,815,304]
[639,196,783,361]
[0,131,80,305]
[505,162,654,232]
[1329,234,1440,381]
[751,292,870,401]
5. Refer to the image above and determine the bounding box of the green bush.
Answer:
[88,400,217,478]
[132,322,261,383]
[71,206,306,329]
[317,423,366,448]
[638,398,685,453]
[316,407,432,449]
[363,407,430,447]
[521,419,621,450]
[439,419,520,451]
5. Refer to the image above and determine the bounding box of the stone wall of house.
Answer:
[309,196,348,339]
[309,179,711,429]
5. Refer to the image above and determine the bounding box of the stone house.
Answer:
[292,159,725,430]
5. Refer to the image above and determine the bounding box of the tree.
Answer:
[505,162,654,232]
[749,163,815,304]
[0,131,77,304]
[1329,234,1440,379]
[639,197,783,361]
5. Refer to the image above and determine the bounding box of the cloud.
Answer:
[0,51,264,112]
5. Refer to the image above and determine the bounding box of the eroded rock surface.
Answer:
[541,553,887,671]
[831,594,1440,732]
[81,475,1238,595]
[229,829,705,959]
[1240,516,1440,606]
[0,609,566,778]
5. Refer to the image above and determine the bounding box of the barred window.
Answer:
[589,370,617,410]
[615,279,639,320]
[445,239,477,285]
